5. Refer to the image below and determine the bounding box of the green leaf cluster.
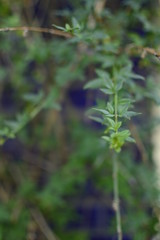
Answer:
[85,67,139,152]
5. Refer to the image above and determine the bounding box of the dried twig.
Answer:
[0,26,72,38]
[0,26,159,62]
[125,44,160,60]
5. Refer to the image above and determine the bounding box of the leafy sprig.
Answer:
[85,66,143,152]
[53,17,83,35]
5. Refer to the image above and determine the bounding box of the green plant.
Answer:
[0,1,160,239]
[52,1,160,239]
[84,65,143,239]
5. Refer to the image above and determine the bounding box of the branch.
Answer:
[125,44,160,59]
[112,152,122,240]
[129,122,148,163]
[30,208,60,240]
[1,26,160,63]
[0,26,159,60]
[0,26,72,38]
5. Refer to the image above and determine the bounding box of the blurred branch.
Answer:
[0,26,72,38]
[30,208,60,240]
[0,26,159,59]
[0,23,159,59]
[129,122,149,163]
[94,0,106,15]
[125,45,160,59]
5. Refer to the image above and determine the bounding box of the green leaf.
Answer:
[126,136,136,143]
[125,72,145,80]
[118,130,130,138]
[114,121,122,131]
[84,78,105,89]
[106,120,122,132]
[23,91,44,104]
[52,24,66,31]
[107,102,114,114]
[93,108,110,115]
[106,117,115,128]
[102,136,110,142]
[65,23,71,31]
[95,69,110,79]
[89,116,103,123]
[100,88,114,95]
[119,98,133,105]
[93,108,114,117]
[105,80,114,90]
[72,17,81,30]
[118,104,130,116]
[5,120,20,130]
[123,111,141,119]
[95,69,113,89]
[0,127,10,136]
[115,78,124,91]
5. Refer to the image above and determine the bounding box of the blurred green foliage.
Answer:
[0,0,160,239]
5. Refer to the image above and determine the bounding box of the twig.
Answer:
[112,152,122,240]
[94,0,106,15]
[30,208,60,240]
[0,26,159,60]
[0,26,72,38]
[129,122,148,163]
[125,44,160,60]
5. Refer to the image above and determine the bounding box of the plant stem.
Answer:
[0,26,72,38]
[114,92,118,127]
[113,151,122,240]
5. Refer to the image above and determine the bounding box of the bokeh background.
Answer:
[0,0,160,239]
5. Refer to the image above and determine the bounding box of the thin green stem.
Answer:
[113,151,122,240]
[114,92,118,127]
